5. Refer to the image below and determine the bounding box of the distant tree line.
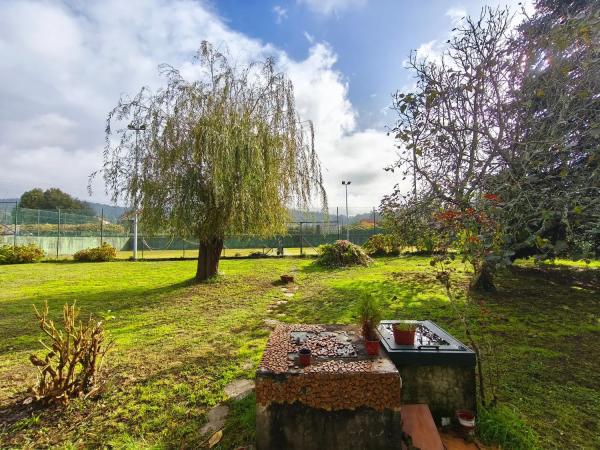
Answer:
[20,188,96,216]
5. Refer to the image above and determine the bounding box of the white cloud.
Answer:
[298,0,366,17]
[320,130,397,209]
[0,0,393,208]
[282,44,355,144]
[280,44,395,207]
[446,7,467,24]
[273,5,287,24]
[413,40,445,64]
[0,145,105,199]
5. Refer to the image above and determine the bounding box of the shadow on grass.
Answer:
[283,273,453,327]
[108,352,255,450]
[509,264,600,291]
[300,261,339,274]
[0,278,197,355]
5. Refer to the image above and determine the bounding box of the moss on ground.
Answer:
[0,257,598,449]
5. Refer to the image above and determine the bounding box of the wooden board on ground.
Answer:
[401,404,444,450]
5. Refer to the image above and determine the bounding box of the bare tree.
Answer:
[385,7,518,290]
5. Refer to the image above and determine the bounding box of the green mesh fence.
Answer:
[0,206,129,238]
[138,226,385,252]
[1,204,384,257]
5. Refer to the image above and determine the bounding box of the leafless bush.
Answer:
[28,302,113,405]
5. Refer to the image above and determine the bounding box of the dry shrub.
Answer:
[73,242,117,262]
[315,240,372,268]
[363,234,401,256]
[0,244,45,264]
[28,302,113,405]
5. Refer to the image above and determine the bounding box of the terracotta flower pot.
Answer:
[456,409,476,434]
[299,347,311,367]
[392,326,416,345]
[365,339,380,356]
[280,274,294,284]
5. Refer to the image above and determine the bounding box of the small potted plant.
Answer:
[298,347,311,367]
[357,295,382,356]
[392,322,417,345]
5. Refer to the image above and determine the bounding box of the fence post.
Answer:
[100,208,104,245]
[56,208,61,259]
[336,207,340,240]
[13,202,18,247]
[133,214,138,260]
[300,222,303,255]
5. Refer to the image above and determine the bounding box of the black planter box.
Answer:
[376,320,476,366]
[377,320,477,423]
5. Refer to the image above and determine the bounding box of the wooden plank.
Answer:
[401,404,444,450]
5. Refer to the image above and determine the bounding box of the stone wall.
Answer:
[256,403,404,450]
[397,365,476,423]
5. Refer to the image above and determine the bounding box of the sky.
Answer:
[0,0,532,210]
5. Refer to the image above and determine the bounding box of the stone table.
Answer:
[256,324,403,450]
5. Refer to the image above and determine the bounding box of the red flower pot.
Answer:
[456,409,476,434]
[393,327,416,345]
[365,339,380,356]
[280,274,294,284]
[299,348,311,367]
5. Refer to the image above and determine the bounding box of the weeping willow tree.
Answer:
[95,42,326,281]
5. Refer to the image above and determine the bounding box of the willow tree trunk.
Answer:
[196,237,224,282]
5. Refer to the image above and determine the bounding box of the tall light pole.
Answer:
[128,122,146,261]
[342,180,351,241]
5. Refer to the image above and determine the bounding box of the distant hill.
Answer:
[288,208,380,224]
[87,202,128,222]
[2,199,377,225]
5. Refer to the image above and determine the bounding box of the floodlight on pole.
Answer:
[342,180,351,241]
[128,122,146,261]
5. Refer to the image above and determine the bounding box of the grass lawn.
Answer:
[115,247,318,260]
[0,257,598,449]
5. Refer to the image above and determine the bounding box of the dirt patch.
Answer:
[440,430,497,449]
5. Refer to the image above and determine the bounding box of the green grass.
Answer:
[117,247,317,259]
[0,257,598,449]
[477,404,540,450]
[41,247,316,261]
[119,247,316,260]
